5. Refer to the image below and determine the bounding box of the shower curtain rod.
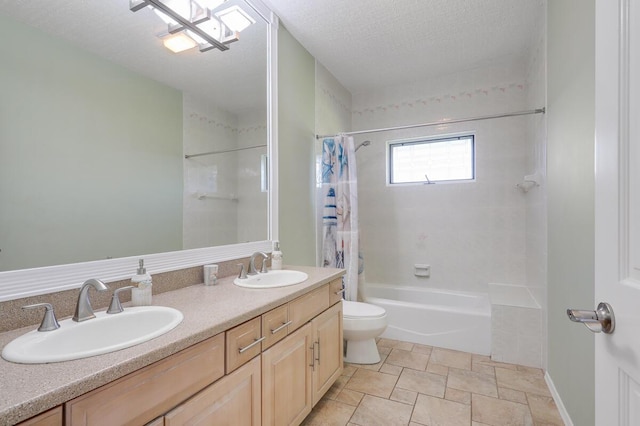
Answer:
[315,107,545,140]
[184,144,267,159]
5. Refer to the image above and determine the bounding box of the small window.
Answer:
[388,134,475,184]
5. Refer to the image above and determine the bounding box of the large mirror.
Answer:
[0,0,273,276]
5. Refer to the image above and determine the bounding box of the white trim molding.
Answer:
[545,371,573,426]
[0,241,272,302]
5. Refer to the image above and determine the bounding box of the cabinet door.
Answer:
[311,302,343,405]
[262,323,313,426]
[164,356,261,426]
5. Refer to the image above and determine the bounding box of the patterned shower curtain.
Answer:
[321,135,360,301]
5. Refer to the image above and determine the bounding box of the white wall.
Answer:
[353,60,531,295]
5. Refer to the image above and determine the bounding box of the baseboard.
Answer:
[544,371,573,426]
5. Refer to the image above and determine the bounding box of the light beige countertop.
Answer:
[0,266,344,425]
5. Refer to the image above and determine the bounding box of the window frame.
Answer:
[386,132,476,186]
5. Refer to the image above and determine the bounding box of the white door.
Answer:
[595,0,640,424]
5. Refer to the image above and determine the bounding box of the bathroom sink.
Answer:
[1,306,183,364]
[234,270,309,288]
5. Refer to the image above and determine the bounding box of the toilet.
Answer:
[342,300,388,364]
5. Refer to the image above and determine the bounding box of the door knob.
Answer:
[567,302,615,334]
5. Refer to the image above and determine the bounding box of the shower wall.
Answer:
[182,96,268,249]
[353,59,531,295]
[524,9,548,368]
[183,95,239,249]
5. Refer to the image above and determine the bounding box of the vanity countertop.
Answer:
[0,265,344,425]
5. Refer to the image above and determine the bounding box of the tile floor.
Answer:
[302,338,564,426]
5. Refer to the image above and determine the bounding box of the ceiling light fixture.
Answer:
[162,32,198,53]
[216,5,255,32]
[130,0,253,53]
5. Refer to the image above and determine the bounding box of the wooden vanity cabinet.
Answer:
[163,356,261,425]
[17,406,62,426]
[262,323,314,426]
[65,333,225,426]
[329,278,344,305]
[262,301,343,426]
[19,279,343,426]
[262,304,290,350]
[226,317,262,374]
[311,302,343,405]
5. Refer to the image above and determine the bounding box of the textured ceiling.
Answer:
[264,0,544,94]
[1,1,544,105]
[0,0,268,113]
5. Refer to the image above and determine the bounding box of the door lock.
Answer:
[567,302,615,334]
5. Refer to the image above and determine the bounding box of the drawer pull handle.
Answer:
[238,336,266,354]
[334,289,345,296]
[271,320,292,334]
[309,345,315,370]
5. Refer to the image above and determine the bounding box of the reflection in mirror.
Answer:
[0,0,270,273]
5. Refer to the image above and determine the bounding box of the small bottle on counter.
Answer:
[271,241,283,270]
[131,259,152,306]
[204,264,218,286]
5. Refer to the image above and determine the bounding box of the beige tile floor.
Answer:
[302,338,564,426]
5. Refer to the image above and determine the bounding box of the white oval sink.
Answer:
[1,306,183,364]
[234,270,309,288]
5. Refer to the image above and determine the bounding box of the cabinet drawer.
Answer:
[18,406,62,426]
[262,304,290,350]
[226,317,262,373]
[329,278,344,305]
[289,285,329,331]
[65,333,225,426]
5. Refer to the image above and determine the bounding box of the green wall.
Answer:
[0,14,183,271]
[547,1,595,425]
[277,26,316,266]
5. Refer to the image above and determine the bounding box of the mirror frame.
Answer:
[0,1,279,302]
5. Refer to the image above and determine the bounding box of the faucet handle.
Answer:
[237,263,248,279]
[23,303,60,332]
[260,258,269,274]
[107,286,135,314]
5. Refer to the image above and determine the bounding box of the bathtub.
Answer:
[365,283,491,355]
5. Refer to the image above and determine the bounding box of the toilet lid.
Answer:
[342,300,386,318]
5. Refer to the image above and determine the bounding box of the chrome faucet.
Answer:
[248,251,269,275]
[73,279,109,322]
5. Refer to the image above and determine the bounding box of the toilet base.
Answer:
[344,338,381,364]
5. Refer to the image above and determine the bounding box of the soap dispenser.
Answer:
[131,259,152,306]
[271,241,283,270]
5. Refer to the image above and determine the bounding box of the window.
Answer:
[388,134,475,184]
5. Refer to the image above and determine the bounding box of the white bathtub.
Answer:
[365,283,491,355]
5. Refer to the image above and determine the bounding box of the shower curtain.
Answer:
[321,135,360,302]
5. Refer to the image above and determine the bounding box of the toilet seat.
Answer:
[343,300,386,319]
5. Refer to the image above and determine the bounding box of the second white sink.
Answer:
[1,306,183,364]
[234,270,309,288]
